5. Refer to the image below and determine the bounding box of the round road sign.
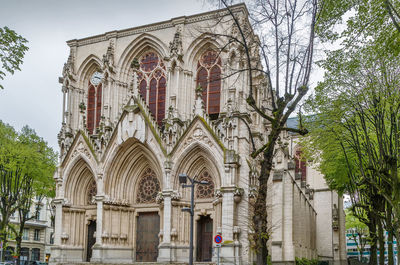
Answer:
[214,234,223,244]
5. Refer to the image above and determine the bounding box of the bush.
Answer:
[295,257,319,265]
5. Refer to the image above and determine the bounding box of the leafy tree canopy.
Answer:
[0,26,29,89]
[317,0,400,55]
[0,120,57,197]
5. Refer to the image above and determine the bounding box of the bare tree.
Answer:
[203,1,321,263]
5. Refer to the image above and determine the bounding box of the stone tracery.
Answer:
[137,51,166,126]
[86,178,97,205]
[196,49,222,117]
[136,168,161,203]
[195,170,214,199]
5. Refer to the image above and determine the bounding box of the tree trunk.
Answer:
[386,207,394,265]
[0,217,9,262]
[357,233,364,261]
[368,214,378,265]
[377,218,385,265]
[15,234,22,265]
[253,130,279,265]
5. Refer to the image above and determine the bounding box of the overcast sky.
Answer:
[0,0,211,151]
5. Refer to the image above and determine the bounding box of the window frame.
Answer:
[196,49,222,117]
[137,51,167,126]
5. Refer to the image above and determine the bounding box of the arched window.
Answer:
[295,149,307,181]
[136,168,161,203]
[196,49,222,119]
[86,178,97,205]
[137,52,167,126]
[196,171,215,199]
[87,71,103,134]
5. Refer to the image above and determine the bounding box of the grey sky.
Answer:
[0,0,210,151]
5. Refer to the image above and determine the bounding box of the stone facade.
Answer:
[51,4,345,265]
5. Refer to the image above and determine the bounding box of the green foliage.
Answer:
[0,120,57,197]
[295,257,319,265]
[316,0,400,55]
[0,26,29,89]
[346,209,368,232]
[303,14,400,258]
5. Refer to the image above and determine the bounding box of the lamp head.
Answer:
[200,181,209,185]
[179,174,188,184]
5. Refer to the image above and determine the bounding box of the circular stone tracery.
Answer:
[196,171,214,199]
[136,168,161,203]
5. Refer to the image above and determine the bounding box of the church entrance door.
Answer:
[136,212,160,262]
[196,215,213,262]
[86,220,96,261]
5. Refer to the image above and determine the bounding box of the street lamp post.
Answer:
[179,173,208,265]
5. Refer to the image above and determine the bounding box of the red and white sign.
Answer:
[214,234,223,244]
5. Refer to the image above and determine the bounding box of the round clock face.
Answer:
[90,71,103,86]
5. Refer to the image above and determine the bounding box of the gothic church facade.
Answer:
[52,4,346,265]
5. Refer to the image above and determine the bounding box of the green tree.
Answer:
[346,209,369,262]
[317,0,400,54]
[0,26,29,89]
[0,121,57,261]
[303,44,400,265]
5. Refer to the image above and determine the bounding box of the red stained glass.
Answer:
[197,50,222,116]
[295,149,307,181]
[197,67,208,110]
[87,85,96,134]
[140,79,147,102]
[208,66,221,114]
[135,52,167,128]
[140,53,159,72]
[149,78,157,119]
[202,50,217,67]
[96,84,102,128]
[157,77,166,125]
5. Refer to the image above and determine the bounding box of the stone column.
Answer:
[282,171,295,262]
[221,190,234,240]
[61,86,67,124]
[53,199,63,246]
[219,188,236,264]
[91,195,104,262]
[158,191,173,262]
[49,198,63,264]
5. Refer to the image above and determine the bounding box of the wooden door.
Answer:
[136,212,160,262]
[86,220,96,261]
[196,215,213,262]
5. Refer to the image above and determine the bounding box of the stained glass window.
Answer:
[196,50,222,116]
[87,71,102,134]
[136,168,161,203]
[295,149,307,181]
[137,52,167,126]
[196,171,214,199]
[87,85,96,134]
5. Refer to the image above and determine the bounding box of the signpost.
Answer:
[214,234,222,265]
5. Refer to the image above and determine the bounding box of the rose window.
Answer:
[136,168,161,203]
[196,171,214,199]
